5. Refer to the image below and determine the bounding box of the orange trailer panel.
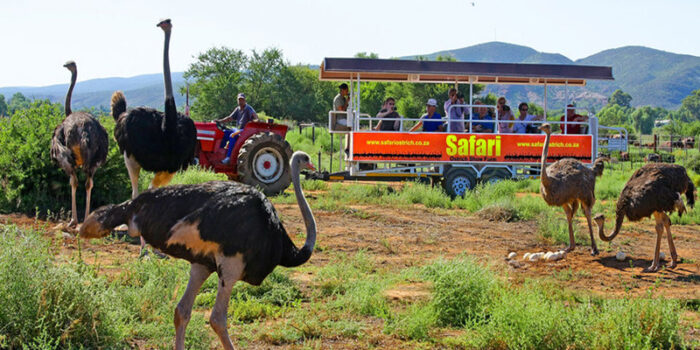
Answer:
[351,132,592,164]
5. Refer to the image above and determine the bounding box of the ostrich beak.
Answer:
[306,162,316,171]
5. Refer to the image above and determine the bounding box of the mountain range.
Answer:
[410,42,700,110]
[1,42,698,112]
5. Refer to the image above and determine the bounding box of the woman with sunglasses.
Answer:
[512,102,538,133]
[496,97,514,133]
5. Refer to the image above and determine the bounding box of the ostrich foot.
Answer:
[564,245,575,253]
[590,248,599,256]
[67,219,77,228]
[644,264,660,273]
[667,261,678,269]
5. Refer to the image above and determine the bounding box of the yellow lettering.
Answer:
[495,136,501,156]
[458,138,469,155]
[446,135,457,156]
[476,139,486,156]
[469,136,476,156]
[487,138,495,156]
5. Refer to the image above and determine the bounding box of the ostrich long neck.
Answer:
[162,29,173,100]
[161,26,178,141]
[65,68,76,116]
[540,131,552,186]
[281,158,317,267]
[597,213,624,242]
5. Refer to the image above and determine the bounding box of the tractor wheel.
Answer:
[481,168,512,185]
[237,132,293,196]
[442,168,477,198]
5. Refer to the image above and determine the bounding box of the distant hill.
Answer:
[0,72,187,112]
[410,42,700,109]
[2,42,698,112]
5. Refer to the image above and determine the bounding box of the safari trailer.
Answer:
[315,57,627,197]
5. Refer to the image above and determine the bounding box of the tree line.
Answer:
[2,46,699,138]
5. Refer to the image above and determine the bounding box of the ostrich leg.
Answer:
[68,173,79,227]
[662,213,679,269]
[174,263,211,350]
[562,204,576,252]
[647,212,666,272]
[582,204,599,255]
[124,154,142,200]
[150,171,175,189]
[84,175,94,222]
[209,253,246,350]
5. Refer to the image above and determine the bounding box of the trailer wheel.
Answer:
[481,168,512,185]
[237,132,293,196]
[443,168,477,198]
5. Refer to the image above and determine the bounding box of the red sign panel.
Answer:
[351,132,592,164]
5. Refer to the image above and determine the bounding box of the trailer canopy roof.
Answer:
[320,58,613,86]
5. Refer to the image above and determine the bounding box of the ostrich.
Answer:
[538,123,606,255]
[50,61,109,227]
[111,19,196,255]
[594,163,695,272]
[81,151,316,350]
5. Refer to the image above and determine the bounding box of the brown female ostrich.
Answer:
[538,123,606,255]
[111,19,196,254]
[81,151,316,350]
[50,61,109,227]
[594,163,695,272]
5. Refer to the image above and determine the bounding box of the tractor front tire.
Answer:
[237,132,293,196]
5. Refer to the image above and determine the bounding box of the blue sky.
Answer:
[1,0,698,87]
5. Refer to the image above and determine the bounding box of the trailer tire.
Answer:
[443,168,477,198]
[237,132,293,196]
[481,168,512,185]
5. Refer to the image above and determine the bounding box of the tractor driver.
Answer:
[216,93,259,164]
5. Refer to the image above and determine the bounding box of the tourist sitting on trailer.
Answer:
[444,88,457,117]
[331,83,351,131]
[470,101,494,133]
[447,92,466,132]
[497,96,514,133]
[560,104,588,134]
[409,98,444,132]
[374,97,402,131]
[512,102,538,133]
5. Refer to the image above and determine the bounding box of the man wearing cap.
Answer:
[216,93,259,164]
[560,104,587,134]
[410,98,444,132]
[331,83,350,131]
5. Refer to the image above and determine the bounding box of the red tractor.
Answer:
[194,120,293,195]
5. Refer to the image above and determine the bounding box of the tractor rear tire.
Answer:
[237,132,293,196]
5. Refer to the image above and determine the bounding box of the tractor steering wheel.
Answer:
[215,120,232,132]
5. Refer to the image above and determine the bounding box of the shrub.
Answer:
[0,225,124,348]
[421,257,498,327]
[0,102,129,216]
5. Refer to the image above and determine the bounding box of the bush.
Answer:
[0,225,124,348]
[421,257,498,327]
[0,102,130,216]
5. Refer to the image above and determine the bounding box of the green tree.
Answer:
[0,94,7,117]
[182,47,247,120]
[8,93,31,115]
[597,104,634,128]
[680,89,700,121]
[608,89,633,108]
[630,106,666,134]
[244,48,286,114]
[267,65,335,123]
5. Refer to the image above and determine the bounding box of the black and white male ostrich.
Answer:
[50,61,109,227]
[594,163,695,272]
[81,151,316,350]
[111,19,196,254]
[538,124,606,255]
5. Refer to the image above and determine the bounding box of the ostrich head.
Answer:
[593,213,605,227]
[157,18,172,32]
[80,202,129,239]
[291,151,316,171]
[538,123,551,135]
[63,61,76,73]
